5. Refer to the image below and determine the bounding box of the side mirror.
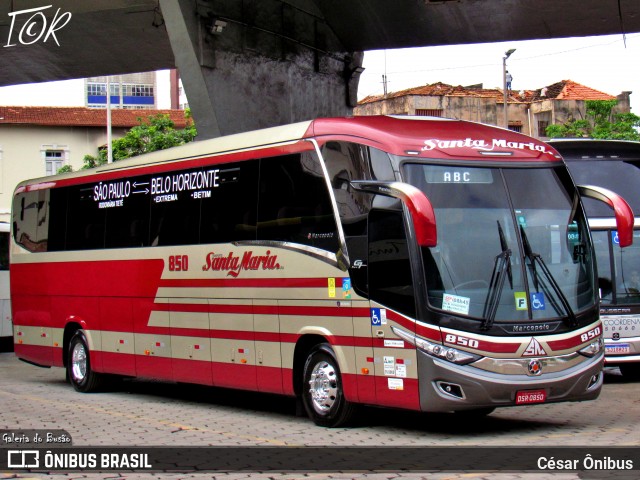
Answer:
[578,185,634,248]
[350,181,437,247]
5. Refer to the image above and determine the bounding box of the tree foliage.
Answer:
[81,110,197,170]
[546,100,640,141]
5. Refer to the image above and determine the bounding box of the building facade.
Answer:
[355,80,632,138]
[85,72,157,109]
[0,107,189,223]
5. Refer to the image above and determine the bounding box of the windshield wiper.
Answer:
[520,225,578,327]
[481,221,512,331]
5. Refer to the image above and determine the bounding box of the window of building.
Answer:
[87,83,105,96]
[123,84,154,97]
[43,149,67,176]
[415,109,443,117]
[538,120,550,136]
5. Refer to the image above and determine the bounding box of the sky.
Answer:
[0,33,638,114]
[357,33,640,113]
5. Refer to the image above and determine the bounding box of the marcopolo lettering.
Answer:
[202,251,281,277]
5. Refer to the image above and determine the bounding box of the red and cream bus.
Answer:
[11,116,633,427]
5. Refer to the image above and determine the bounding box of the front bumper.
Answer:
[416,349,604,412]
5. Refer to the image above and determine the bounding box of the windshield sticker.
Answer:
[612,231,620,245]
[514,292,528,310]
[531,292,546,310]
[442,293,470,315]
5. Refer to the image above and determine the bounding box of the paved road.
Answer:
[0,352,638,480]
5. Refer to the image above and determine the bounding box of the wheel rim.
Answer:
[308,360,338,415]
[71,341,88,383]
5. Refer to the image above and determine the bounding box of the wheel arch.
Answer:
[292,334,330,397]
[62,322,83,368]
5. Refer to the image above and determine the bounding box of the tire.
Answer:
[68,330,103,392]
[302,343,355,427]
[619,363,640,381]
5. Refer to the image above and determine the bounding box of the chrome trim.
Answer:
[604,355,640,364]
[233,240,339,269]
[472,351,592,375]
[390,325,417,346]
[392,324,596,376]
[308,138,350,271]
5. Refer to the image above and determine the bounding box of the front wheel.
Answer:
[68,330,103,393]
[302,343,355,427]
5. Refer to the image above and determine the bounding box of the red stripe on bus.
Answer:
[159,277,343,288]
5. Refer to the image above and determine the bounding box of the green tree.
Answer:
[81,110,197,170]
[546,100,640,141]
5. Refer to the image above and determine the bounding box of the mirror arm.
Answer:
[578,185,634,248]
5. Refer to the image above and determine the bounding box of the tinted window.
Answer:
[368,209,416,318]
[257,153,339,253]
[200,161,259,244]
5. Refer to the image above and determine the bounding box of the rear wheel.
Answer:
[68,330,103,392]
[619,363,640,381]
[302,344,355,427]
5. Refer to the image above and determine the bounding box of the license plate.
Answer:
[516,389,547,405]
[605,343,631,355]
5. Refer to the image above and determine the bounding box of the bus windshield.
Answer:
[403,163,596,324]
[565,158,640,216]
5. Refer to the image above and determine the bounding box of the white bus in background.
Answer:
[550,139,640,380]
[0,222,11,351]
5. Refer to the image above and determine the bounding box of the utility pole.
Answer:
[503,48,516,129]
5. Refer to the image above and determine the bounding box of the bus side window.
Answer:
[200,161,259,244]
[105,174,151,249]
[368,208,417,318]
[12,190,51,253]
[66,185,105,251]
[257,153,339,253]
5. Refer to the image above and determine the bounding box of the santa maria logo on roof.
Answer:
[421,138,551,154]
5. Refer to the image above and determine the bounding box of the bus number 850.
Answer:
[168,255,189,272]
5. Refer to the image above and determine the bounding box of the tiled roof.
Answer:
[359,80,615,105]
[553,80,615,100]
[0,106,191,128]
[359,82,508,104]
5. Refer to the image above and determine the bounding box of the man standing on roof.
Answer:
[506,71,513,91]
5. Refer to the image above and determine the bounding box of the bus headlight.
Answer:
[579,338,604,357]
[416,337,481,365]
[391,325,481,365]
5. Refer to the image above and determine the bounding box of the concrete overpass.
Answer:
[1,0,639,138]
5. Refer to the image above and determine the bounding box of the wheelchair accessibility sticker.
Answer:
[531,292,546,310]
[371,308,387,326]
[612,231,619,245]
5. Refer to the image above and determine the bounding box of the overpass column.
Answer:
[159,0,363,139]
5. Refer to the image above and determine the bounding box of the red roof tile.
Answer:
[359,79,616,105]
[0,106,191,128]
